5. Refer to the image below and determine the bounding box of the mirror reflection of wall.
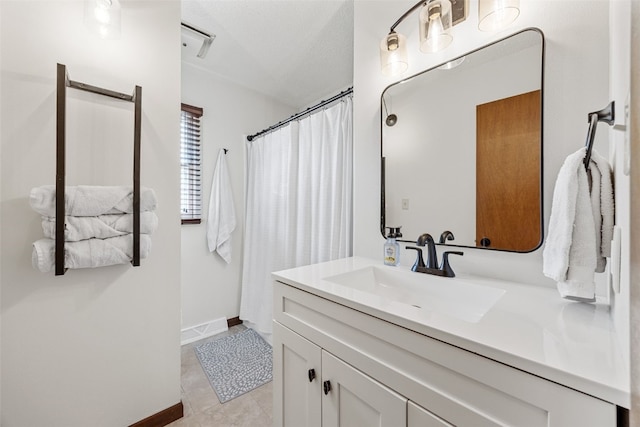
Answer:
[381,28,543,252]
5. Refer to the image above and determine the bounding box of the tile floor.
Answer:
[168,325,273,427]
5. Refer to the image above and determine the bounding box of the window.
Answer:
[180,103,203,224]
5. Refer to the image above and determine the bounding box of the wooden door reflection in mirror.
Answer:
[476,90,541,250]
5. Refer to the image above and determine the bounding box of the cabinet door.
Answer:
[321,350,406,427]
[408,401,454,427]
[273,322,322,427]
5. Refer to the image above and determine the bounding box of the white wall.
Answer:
[609,0,631,365]
[0,1,182,425]
[354,0,611,287]
[0,2,3,418]
[629,2,640,423]
[180,62,294,331]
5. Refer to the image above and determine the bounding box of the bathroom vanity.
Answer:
[272,257,628,426]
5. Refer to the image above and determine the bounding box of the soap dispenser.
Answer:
[384,226,402,266]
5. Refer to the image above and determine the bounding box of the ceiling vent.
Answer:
[181,22,215,59]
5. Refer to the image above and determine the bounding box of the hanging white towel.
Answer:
[29,185,157,217]
[542,147,615,302]
[590,150,615,270]
[207,149,236,263]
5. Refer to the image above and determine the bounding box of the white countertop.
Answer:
[273,256,630,407]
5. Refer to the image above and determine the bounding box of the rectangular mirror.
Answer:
[381,28,544,252]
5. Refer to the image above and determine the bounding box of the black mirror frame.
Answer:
[379,27,546,254]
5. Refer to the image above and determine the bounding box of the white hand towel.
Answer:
[29,185,157,217]
[41,212,159,242]
[207,149,236,263]
[557,162,597,301]
[590,150,615,268]
[588,161,604,272]
[31,235,152,273]
[543,147,597,301]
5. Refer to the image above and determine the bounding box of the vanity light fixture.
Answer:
[380,0,464,77]
[478,0,520,32]
[419,0,453,53]
[84,0,121,39]
[380,32,409,76]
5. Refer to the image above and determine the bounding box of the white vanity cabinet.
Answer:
[322,350,407,426]
[273,280,618,427]
[273,322,321,427]
[273,322,406,427]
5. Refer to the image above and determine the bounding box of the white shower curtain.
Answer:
[240,96,353,334]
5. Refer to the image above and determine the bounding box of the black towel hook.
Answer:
[584,101,615,168]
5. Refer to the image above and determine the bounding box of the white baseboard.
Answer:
[181,317,228,345]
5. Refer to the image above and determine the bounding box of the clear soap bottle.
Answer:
[384,226,402,266]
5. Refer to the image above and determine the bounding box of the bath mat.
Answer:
[194,328,272,403]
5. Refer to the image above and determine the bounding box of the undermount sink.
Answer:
[323,266,505,323]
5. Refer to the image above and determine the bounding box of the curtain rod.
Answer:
[246,87,353,141]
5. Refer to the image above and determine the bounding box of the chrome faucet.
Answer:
[406,233,464,278]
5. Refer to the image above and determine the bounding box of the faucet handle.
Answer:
[405,246,425,271]
[440,251,463,277]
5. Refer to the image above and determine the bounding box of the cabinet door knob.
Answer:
[323,380,332,395]
[308,368,316,382]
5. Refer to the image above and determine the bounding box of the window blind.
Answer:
[181,103,203,224]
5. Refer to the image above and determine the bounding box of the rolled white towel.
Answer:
[32,235,151,273]
[29,185,157,217]
[41,212,159,241]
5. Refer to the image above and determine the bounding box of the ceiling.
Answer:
[181,0,354,110]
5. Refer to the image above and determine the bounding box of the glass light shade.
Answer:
[419,0,453,53]
[478,0,520,32]
[84,0,121,39]
[380,32,409,76]
[438,56,465,70]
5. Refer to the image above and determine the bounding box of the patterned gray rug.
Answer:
[194,328,273,403]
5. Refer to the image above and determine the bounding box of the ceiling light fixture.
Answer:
[478,0,520,32]
[380,0,463,77]
[181,22,216,59]
[84,0,121,39]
